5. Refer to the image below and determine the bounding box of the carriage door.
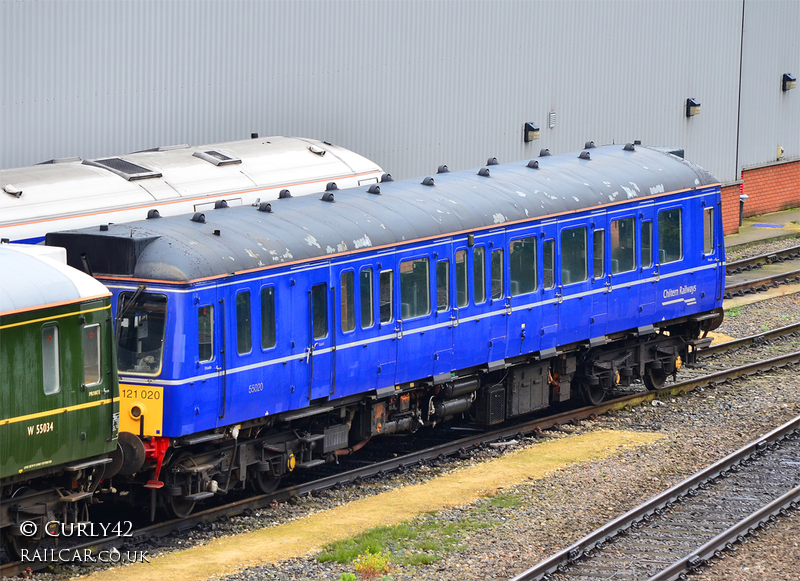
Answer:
[307,273,334,401]
[637,202,657,327]
[588,211,609,342]
[556,217,593,346]
[604,206,641,335]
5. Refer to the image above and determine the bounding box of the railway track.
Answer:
[3,342,799,578]
[724,245,800,299]
[509,414,800,581]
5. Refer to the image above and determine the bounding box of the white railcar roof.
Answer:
[0,136,383,241]
[0,244,110,315]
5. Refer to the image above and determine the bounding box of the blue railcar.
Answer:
[48,143,724,517]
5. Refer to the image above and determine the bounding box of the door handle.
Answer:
[396,319,404,339]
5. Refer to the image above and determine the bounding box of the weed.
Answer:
[353,551,391,580]
[489,493,521,508]
[726,306,740,317]
[338,574,357,581]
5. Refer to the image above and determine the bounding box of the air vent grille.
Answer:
[83,158,162,181]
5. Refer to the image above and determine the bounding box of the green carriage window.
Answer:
[455,249,468,307]
[42,324,61,395]
[312,283,328,340]
[236,291,252,354]
[379,270,393,324]
[400,257,430,319]
[658,208,683,263]
[83,324,101,386]
[543,239,555,290]
[491,248,504,300]
[341,271,355,333]
[593,229,606,278]
[510,236,536,296]
[117,292,167,375]
[703,208,715,255]
[261,287,276,349]
[437,260,450,312]
[641,221,653,268]
[360,268,374,329]
[611,218,636,274]
[473,246,486,304]
[198,305,214,362]
[561,227,588,284]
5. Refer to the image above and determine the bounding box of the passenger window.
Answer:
[261,287,276,349]
[198,306,214,361]
[379,270,393,324]
[455,249,468,307]
[473,246,486,304]
[593,229,605,278]
[560,227,588,284]
[42,325,61,395]
[83,324,102,386]
[641,221,653,268]
[437,260,450,312]
[703,208,714,255]
[312,283,328,339]
[360,268,374,329]
[610,218,636,274]
[491,249,504,300]
[543,239,555,290]
[400,258,430,319]
[509,236,536,296]
[658,208,683,263]
[341,271,355,333]
[236,291,252,354]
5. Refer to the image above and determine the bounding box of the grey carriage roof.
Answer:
[48,144,718,283]
[0,245,110,315]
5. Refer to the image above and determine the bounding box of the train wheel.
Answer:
[643,364,667,390]
[581,380,605,406]
[250,468,281,495]
[166,494,196,519]
[164,454,196,519]
[3,488,42,560]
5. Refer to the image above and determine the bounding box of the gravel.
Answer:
[725,237,800,263]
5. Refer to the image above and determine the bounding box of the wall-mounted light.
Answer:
[524,122,540,142]
[783,73,796,91]
[686,98,701,117]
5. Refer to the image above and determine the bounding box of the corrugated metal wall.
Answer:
[2,0,797,184]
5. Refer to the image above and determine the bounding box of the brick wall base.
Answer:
[722,159,800,235]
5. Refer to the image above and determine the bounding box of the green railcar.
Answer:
[0,245,120,559]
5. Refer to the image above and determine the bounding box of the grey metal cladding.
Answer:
[57,145,716,282]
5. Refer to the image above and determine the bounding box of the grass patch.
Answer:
[317,514,495,568]
[488,492,521,508]
[726,306,740,317]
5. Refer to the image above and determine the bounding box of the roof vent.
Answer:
[321,192,335,202]
[193,150,242,166]
[147,209,161,219]
[308,145,326,156]
[83,158,162,181]
[422,177,435,186]
[623,143,636,151]
[539,149,551,157]
[381,173,394,183]
[99,225,109,231]
[579,151,591,160]
[326,182,338,191]
[478,168,490,177]
[584,141,596,149]
[367,184,381,195]
[437,165,450,173]
[191,213,206,223]
[3,184,22,198]
[258,202,272,213]
[278,189,292,199]
[526,160,540,169]
[487,157,499,166]
[214,200,228,209]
